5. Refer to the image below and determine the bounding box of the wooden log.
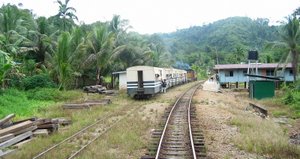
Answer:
[51,118,72,126]
[33,129,49,137]
[0,134,14,143]
[14,126,37,136]
[37,123,58,130]
[62,103,90,109]
[0,114,15,127]
[12,117,37,125]
[13,138,32,148]
[248,103,268,118]
[0,131,32,148]
[1,120,13,129]
[0,149,15,157]
[0,121,33,137]
[35,118,52,126]
[85,102,105,106]
[85,98,111,104]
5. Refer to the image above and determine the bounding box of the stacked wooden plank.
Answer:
[0,114,71,157]
[83,85,106,94]
[62,98,111,109]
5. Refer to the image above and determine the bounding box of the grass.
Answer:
[230,115,300,158]
[5,82,198,159]
[7,92,134,159]
[260,91,300,119]
[0,88,81,119]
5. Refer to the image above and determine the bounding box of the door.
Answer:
[138,71,143,88]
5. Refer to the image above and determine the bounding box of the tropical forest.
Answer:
[0,0,300,158]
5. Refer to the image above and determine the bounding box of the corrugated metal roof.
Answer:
[214,63,292,70]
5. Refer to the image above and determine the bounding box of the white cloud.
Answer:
[1,0,300,34]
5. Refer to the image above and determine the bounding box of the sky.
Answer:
[1,0,300,34]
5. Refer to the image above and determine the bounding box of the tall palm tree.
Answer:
[86,25,125,84]
[46,28,86,90]
[279,16,300,81]
[56,0,78,31]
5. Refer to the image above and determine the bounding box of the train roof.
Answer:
[126,66,187,73]
[126,65,162,71]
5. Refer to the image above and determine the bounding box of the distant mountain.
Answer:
[159,16,280,55]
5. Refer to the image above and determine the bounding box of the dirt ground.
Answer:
[194,88,263,159]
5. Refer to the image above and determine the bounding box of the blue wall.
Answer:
[218,69,294,83]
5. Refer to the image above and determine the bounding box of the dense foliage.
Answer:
[0,1,174,90]
[0,1,299,89]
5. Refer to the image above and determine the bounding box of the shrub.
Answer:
[26,88,81,102]
[22,74,56,90]
[0,89,53,118]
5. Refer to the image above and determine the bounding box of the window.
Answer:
[290,70,293,76]
[266,69,274,76]
[243,70,247,76]
[225,71,234,77]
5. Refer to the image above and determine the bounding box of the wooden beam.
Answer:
[0,149,15,157]
[62,103,90,109]
[0,131,32,148]
[0,114,15,127]
[0,134,14,143]
[248,103,268,118]
[13,138,32,148]
[14,126,37,136]
[33,129,49,137]
[0,121,33,137]
[12,117,37,125]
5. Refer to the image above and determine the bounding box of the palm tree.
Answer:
[56,0,78,31]
[278,16,300,81]
[46,28,86,90]
[86,25,125,84]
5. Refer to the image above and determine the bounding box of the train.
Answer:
[126,66,195,98]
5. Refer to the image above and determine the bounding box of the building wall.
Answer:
[219,69,248,83]
[119,73,127,90]
[218,69,293,83]
[284,70,294,81]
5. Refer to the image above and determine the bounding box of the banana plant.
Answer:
[0,51,13,89]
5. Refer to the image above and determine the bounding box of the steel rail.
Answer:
[32,105,140,159]
[32,114,110,159]
[67,105,141,159]
[155,83,200,159]
[188,84,201,159]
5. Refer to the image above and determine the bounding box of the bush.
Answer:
[0,89,53,118]
[22,74,56,90]
[26,88,81,102]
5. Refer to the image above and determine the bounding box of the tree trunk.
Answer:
[292,50,299,82]
[96,67,100,85]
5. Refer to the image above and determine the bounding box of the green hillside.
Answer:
[160,17,281,67]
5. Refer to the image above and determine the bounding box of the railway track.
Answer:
[32,103,141,159]
[143,83,206,159]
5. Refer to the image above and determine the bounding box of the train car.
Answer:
[127,66,163,98]
[127,66,187,98]
[164,68,173,88]
[187,69,197,82]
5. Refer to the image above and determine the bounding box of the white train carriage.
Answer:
[127,66,163,98]
[127,66,187,98]
[163,68,173,88]
[178,69,187,84]
[171,68,187,85]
